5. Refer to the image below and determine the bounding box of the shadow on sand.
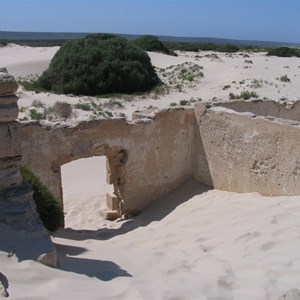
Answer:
[54,178,210,241]
[55,243,132,281]
[0,272,9,296]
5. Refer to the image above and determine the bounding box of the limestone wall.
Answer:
[19,108,195,213]
[19,100,300,219]
[213,99,300,122]
[0,69,56,266]
[192,103,300,195]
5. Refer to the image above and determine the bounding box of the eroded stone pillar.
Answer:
[0,68,57,267]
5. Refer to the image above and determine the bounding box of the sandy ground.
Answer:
[1,44,300,299]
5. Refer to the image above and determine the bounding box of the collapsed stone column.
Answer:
[0,68,57,267]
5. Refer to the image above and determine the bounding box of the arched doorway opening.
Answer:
[61,156,113,230]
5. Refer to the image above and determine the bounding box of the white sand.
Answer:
[1,44,300,299]
[0,44,59,78]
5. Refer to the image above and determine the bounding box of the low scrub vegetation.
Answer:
[18,80,46,93]
[103,99,125,109]
[75,102,93,111]
[180,99,190,106]
[229,90,259,100]
[29,108,45,121]
[53,101,73,119]
[167,42,240,53]
[20,166,63,232]
[31,99,45,108]
[20,101,73,121]
[157,62,204,91]
[267,47,300,57]
[0,39,8,47]
[179,97,200,106]
[250,79,263,88]
[132,35,176,56]
[279,75,291,83]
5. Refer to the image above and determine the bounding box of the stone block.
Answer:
[0,95,18,105]
[0,123,20,158]
[0,71,18,96]
[105,158,111,172]
[38,248,58,268]
[0,156,22,190]
[99,210,120,221]
[106,192,119,210]
[106,171,113,184]
[0,102,19,123]
[0,181,36,231]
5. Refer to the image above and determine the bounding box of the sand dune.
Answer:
[1,44,299,122]
[1,44,300,299]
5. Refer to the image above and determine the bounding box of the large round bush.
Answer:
[37,34,159,95]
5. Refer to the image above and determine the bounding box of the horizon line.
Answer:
[1,30,299,46]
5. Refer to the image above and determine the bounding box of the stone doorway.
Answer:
[61,156,113,229]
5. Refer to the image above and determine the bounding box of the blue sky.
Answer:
[0,0,299,43]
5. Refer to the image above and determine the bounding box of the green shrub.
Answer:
[250,79,263,88]
[105,110,113,117]
[29,108,44,120]
[118,112,127,118]
[31,99,44,108]
[19,80,46,93]
[279,96,288,101]
[133,35,176,56]
[240,91,258,100]
[267,47,300,57]
[167,42,200,52]
[223,84,231,90]
[229,90,259,100]
[0,39,8,47]
[180,99,190,106]
[103,99,124,109]
[279,75,291,82]
[75,102,92,111]
[20,166,63,232]
[53,101,72,118]
[216,44,239,53]
[36,34,159,95]
[229,92,237,100]
[167,42,239,53]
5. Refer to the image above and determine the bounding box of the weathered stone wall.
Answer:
[213,99,300,122]
[192,103,300,195]
[0,69,56,266]
[19,108,195,213]
[19,100,300,220]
